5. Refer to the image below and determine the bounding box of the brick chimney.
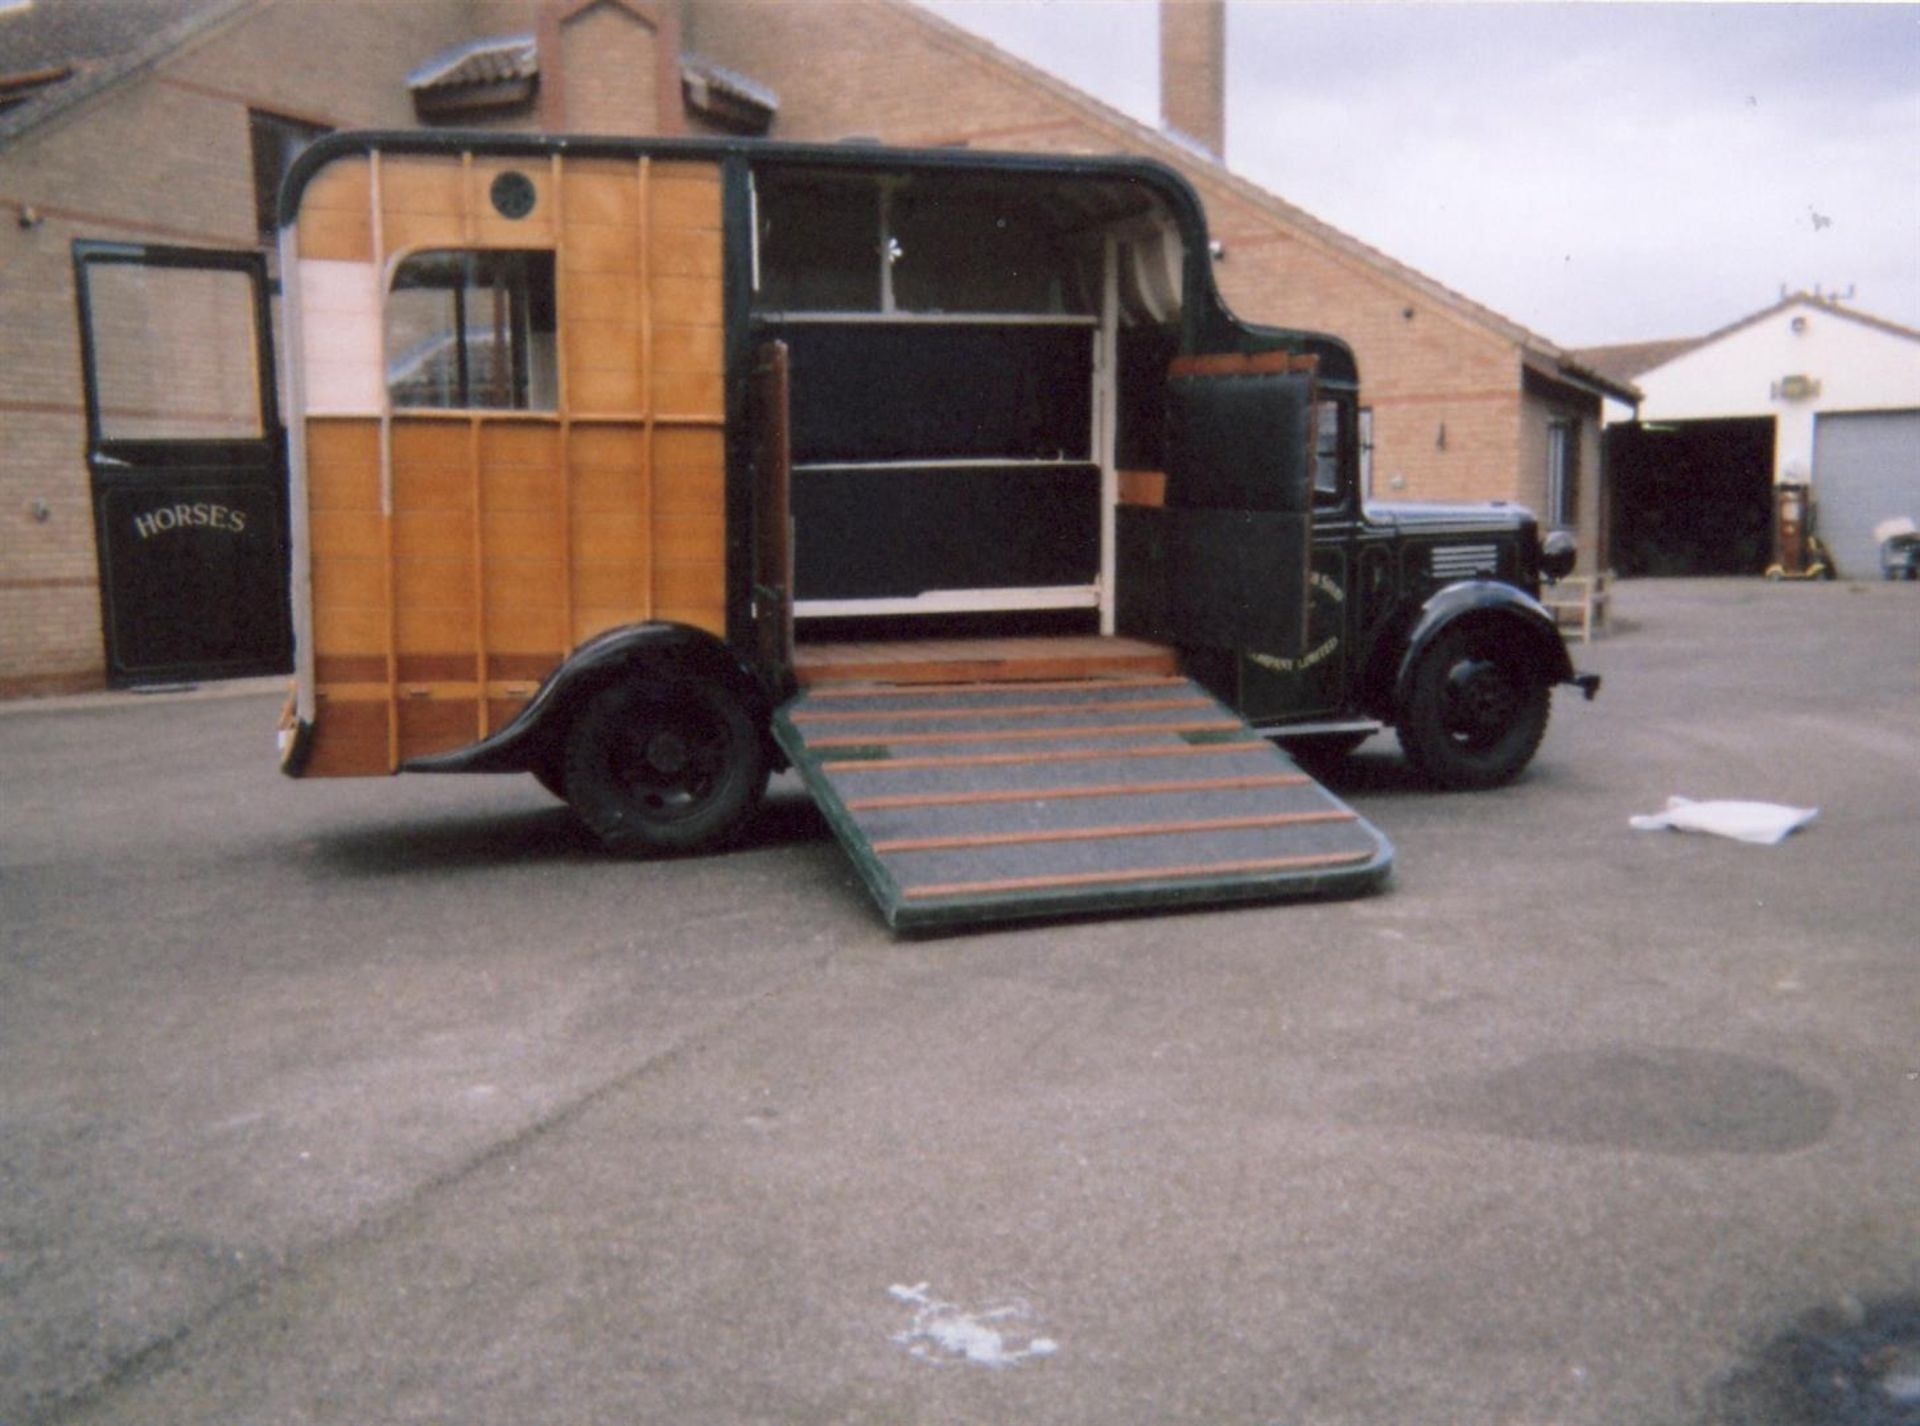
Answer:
[1160,0,1225,160]
[536,0,685,136]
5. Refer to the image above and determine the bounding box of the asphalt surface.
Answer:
[2,578,1916,1426]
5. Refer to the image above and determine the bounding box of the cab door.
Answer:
[73,242,290,685]
[1125,352,1316,675]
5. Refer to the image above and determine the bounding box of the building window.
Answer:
[250,110,330,240]
[1547,419,1579,528]
[386,251,557,411]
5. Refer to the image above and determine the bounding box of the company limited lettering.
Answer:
[1249,637,1340,675]
[133,503,248,539]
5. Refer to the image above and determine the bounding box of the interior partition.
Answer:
[751,164,1185,645]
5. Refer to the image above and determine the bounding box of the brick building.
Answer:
[0,0,1630,696]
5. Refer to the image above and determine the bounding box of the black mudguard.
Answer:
[1390,582,1587,714]
[402,623,771,776]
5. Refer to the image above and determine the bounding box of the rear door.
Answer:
[73,242,290,685]
[750,340,795,682]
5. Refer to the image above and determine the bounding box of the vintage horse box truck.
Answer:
[273,131,1595,930]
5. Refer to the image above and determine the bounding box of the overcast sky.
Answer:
[917,1,1920,349]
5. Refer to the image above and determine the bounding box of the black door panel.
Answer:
[74,243,290,685]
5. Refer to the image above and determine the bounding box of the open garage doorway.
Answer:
[1606,418,1775,575]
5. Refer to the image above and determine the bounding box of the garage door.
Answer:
[1814,410,1920,579]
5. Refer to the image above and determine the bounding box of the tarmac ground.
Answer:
[2,577,1916,1425]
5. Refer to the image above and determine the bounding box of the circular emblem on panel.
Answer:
[490,171,537,220]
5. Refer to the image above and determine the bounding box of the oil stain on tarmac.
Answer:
[1421,1045,1839,1156]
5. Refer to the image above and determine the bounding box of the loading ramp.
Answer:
[774,665,1393,932]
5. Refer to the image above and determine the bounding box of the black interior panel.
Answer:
[793,463,1099,600]
[777,322,1093,463]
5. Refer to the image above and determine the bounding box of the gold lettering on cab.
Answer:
[1249,570,1344,672]
[1249,637,1339,674]
[133,503,249,539]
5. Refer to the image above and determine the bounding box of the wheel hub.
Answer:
[644,729,691,775]
[1443,659,1519,744]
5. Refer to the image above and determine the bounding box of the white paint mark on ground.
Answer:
[888,1283,1059,1368]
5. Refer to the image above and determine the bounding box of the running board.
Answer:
[773,675,1394,932]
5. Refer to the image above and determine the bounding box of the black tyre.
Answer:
[1395,625,1551,790]
[563,675,768,855]
[531,761,568,801]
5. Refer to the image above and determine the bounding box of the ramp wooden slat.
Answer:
[774,674,1393,931]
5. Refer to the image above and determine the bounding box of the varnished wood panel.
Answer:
[483,559,566,609]
[392,556,475,609]
[312,603,388,655]
[298,159,374,262]
[394,604,476,655]
[306,696,391,777]
[310,556,385,609]
[393,508,475,561]
[560,162,639,226]
[309,509,385,560]
[571,561,649,609]
[298,207,375,263]
[650,226,723,278]
[572,510,650,564]
[397,697,481,762]
[649,166,722,229]
[305,420,381,509]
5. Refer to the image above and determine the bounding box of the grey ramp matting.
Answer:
[775,675,1394,930]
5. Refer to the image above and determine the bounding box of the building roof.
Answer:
[0,0,255,149]
[1570,337,1706,387]
[895,0,1640,407]
[406,33,538,94]
[1573,292,1920,386]
[681,51,778,126]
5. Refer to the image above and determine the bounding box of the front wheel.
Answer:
[563,675,768,855]
[1395,627,1551,790]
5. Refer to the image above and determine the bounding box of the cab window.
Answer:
[1314,399,1345,506]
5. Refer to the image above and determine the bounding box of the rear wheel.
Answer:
[1396,625,1551,790]
[563,675,768,855]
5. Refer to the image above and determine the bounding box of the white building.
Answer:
[1580,295,1920,579]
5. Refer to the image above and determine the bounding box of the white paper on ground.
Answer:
[1629,796,1818,845]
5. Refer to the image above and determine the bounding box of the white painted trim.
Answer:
[795,585,1100,618]
[1096,233,1120,635]
[279,224,317,732]
[793,457,1095,473]
[758,310,1099,327]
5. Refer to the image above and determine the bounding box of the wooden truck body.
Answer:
[275,132,1588,928]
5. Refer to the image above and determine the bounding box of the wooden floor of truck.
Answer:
[773,657,1393,932]
[793,635,1179,687]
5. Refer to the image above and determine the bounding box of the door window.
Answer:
[82,262,264,442]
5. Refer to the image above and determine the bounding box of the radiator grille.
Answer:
[1430,543,1499,580]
